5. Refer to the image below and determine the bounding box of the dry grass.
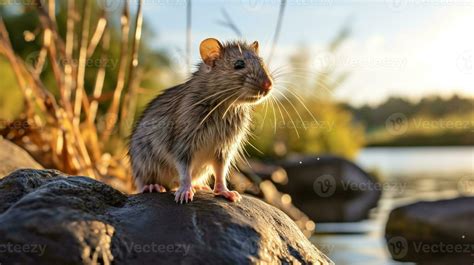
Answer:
[0,0,144,192]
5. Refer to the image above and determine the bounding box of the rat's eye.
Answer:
[234,59,245,70]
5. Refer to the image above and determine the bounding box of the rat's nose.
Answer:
[262,78,273,92]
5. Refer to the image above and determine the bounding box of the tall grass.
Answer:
[0,0,144,192]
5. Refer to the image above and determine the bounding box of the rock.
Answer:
[251,156,381,223]
[0,169,333,265]
[0,138,42,177]
[385,197,474,264]
[230,169,316,237]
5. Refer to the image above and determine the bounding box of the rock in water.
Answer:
[385,197,474,264]
[0,138,42,177]
[260,156,381,222]
[0,169,333,265]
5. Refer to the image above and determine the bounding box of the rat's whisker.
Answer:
[313,79,335,96]
[245,139,264,155]
[273,89,307,130]
[260,98,269,130]
[273,72,317,80]
[275,85,320,125]
[197,91,239,128]
[190,87,238,108]
[269,98,277,134]
[272,94,300,138]
[270,94,286,126]
[222,94,242,119]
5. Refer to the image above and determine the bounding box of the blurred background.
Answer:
[0,0,472,264]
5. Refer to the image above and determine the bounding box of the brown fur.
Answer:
[129,40,272,193]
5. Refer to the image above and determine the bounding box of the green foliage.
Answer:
[250,99,365,159]
[248,28,365,160]
[0,58,23,120]
[346,95,474,131]
[346,95,474,146]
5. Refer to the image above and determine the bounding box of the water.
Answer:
[310,146,474,265]
[357,146,474,178]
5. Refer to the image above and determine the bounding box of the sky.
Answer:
[125,0,473,106]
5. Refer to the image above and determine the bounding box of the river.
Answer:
[310,146,474,265]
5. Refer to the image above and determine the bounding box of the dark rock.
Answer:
[252,156,381,223]
[0,138,42,177]
[385,197,474,264]
[0,169,333,265]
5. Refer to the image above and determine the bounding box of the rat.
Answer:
[129,38,273,203]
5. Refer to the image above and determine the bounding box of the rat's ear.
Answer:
[200,38,222,66]
[251,41,259,54]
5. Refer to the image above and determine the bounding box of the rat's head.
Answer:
[198,38,273,105]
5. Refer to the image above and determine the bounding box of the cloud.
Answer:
[333,5,474,105]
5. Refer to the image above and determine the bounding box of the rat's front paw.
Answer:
[214,188,242,202]
[174,185,195,204]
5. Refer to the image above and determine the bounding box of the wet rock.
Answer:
[0,138,42,177]
[0,169,333,265]
[385,197,474,264]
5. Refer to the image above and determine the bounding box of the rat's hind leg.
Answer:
[212,161,241,202]
[141,184,166,193]
[174,162,195,204]
[135,164,172,193]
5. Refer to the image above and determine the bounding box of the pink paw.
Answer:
[214,189,242,202]
[174,185,195,204]
[141,184,166,193]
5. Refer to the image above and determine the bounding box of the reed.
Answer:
[0,0,144,192]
